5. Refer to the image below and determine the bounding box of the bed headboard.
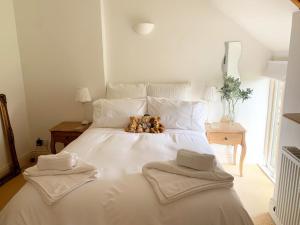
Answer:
[106,82,191,100]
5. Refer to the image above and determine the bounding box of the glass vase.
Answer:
[223,100,235,122]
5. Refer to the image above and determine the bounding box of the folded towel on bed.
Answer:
[25,159,96,177]
[24,160,98,205]
[142,160,233,204]
[176,149,217,171]
[37,152,78,171]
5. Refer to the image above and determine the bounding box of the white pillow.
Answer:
[106,83,147,99]
[147,96,206,131]
[93,98,147,128]
[147,82,191,100]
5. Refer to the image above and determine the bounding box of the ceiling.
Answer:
[211,0,298,57]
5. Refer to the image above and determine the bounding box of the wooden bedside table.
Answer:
[205,122,247,176]
[49,121,91,154]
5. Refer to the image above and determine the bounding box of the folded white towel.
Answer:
[143,160,233,204]
[37,152,78,171]
[24,160,98,205]
[25,160,96,177]
[176,149,217,171]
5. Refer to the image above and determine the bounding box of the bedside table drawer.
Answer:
[207,132,242,145]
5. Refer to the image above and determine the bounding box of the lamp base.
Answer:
[81,120,89,125]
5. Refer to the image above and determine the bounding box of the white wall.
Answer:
[10,0,272,164]
[280,12,300,150]
[0,0,31,170]
[274,11,300,203]
[102,0,271,163]
[210,0,296,56]
[13,0,106,146]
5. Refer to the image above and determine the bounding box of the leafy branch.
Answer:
[219,75,253,119]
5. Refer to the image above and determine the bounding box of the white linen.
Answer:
[0,128,253,225]
[93,98,147,128]
[24,170,98,205]
[106,82,147,99]
[143,160,233,204]
[176,149,217,171]
[147,96,207,131]
[24,160,98,205]
[37,152,78,171]
[24,160,96,177]
[147,82,191,100]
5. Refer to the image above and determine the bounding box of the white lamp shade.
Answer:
[204,86,218,102]
[75,87,91,103]
[133,23,154,35]
[264,61,288,81]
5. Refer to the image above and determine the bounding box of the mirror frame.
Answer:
[0,94,21,186]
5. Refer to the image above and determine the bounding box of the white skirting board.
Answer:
[269,198,282,225]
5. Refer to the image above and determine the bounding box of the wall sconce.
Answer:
[133,22,155,35]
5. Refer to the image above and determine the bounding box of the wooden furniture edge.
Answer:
[205,122,247,176]
[50,122,91,154]
[0,94,21,186]
[283,113,300,124]
[291,0,300,9]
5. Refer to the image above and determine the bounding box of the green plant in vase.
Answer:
[219,75,253,122]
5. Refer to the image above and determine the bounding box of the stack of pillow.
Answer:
[92,82,207,133]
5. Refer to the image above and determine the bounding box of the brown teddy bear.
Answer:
[125,116,139,133]
[140,115,152,133]
[136,121,144,133]
[125,115,165,133]
[150,116,165,133]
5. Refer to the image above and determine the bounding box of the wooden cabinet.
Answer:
[206,122,247,176]
[49,122,91,154]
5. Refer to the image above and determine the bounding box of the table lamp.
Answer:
[204,86,218,123]
[75,87,92,125]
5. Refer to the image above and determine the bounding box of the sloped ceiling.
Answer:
[211,0,298,57]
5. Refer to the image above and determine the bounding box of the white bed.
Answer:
[0,127,253,225]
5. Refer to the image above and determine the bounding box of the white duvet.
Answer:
[0,127,253,225]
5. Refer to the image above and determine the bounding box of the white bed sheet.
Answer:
[0,127,253,225]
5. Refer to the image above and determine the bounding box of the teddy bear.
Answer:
[150,116,165,133]
[125,115,165,133]
[136,120,144,133]
[140,115,152,133]
[125,116,139,133]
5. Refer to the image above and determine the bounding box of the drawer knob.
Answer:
[224,137,228,140]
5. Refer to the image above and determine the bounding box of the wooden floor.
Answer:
[0,174,26,210]
[0,165,275,225]
[252,213,275,225]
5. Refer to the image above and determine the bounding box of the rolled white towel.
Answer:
[176,149,217,171]
[37,152,78,171]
